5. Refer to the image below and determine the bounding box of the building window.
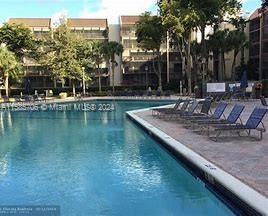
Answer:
[264,13,268,24]
[263,42,268,53]
[263,26,268,40]
[249,44,260,56]
[262,61,268,68]
[250,31,260,42]
[250,19,260,32]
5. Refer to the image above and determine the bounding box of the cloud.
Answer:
[51,9,68,28]
[80,0,157,24]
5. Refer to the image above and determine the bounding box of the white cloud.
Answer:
[80,0,157,24]
[51,9,68,28]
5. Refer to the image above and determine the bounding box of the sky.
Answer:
[0,0,262,25]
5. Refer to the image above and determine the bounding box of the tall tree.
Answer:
[191,0,241,81]
[229,16,248,65]
[41,25,86,95]
[160,0,200,93]
[160,0,241,82]
[103,41,123,94]
[90,41,106,93]
[136,12,166,91]
[0,46,21,97]
[0,23,39,61]
[228,30,250,80]
[208,29,233,81]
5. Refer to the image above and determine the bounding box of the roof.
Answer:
[120,16,140,25]
[249,8,268,20]
[67,19,108,28]
[8,18,50,27]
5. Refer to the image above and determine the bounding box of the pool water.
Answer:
[0,100,235,215]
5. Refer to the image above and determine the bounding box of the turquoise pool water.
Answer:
[0,100,235,215]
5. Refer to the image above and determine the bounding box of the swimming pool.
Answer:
[0,100,236,215]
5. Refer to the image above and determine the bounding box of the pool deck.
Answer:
[126,100,268,215]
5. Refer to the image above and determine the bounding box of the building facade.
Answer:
[248,8,268,80]
[5,14,257,91]
[8,18,109,89]
[120,16,182,88]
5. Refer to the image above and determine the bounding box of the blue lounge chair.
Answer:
[152,98,184,116]
[209,107,268,141]
[187,101,228,124]
[194,104,245,134]
[195,104,245,125]
[158,100,191,119]
[166,100,200,120]
[180,99,212,120]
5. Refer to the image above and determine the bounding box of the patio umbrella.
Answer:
[240,70,248,89]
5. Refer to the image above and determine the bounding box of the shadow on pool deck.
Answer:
[136,100,268,198]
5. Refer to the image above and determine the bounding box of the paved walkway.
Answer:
[135,100,268,198]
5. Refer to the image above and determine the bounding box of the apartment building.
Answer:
[8,18,109,89]
[248,8,268,80]
[120,16,182,87]
[5,14,254,91]
[8,18,52,88]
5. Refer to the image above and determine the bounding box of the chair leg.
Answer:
[260,131,263,140]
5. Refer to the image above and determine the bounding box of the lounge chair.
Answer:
[152,98,184,116]
[165,100,199,120]
[195,104,245,125]
[260,96,268,107]
[185,101,228,125]
[190,99,212,116]
[209,107,268,141]
[157,100,191,118]
[179,99,212,123]
[194,104,245,134]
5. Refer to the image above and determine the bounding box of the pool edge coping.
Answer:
[126,106,268,216]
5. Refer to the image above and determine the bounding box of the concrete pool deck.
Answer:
[126,100,268,215]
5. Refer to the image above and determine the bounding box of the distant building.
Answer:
[5,14,254,92]
[248,8,268,80]
[8,18,109,89]
[120,15,182,87]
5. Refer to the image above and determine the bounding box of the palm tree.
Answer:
[0,46,21,97]
[136,12,165,92]
[208,30,232,81]
[103,41,123,94]
[90,41,105,93]
[228,30,250,80]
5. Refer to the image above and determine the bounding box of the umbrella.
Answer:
[240,70,248,89]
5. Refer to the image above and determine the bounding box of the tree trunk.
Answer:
[72,81,76,97]
[152,51,157,75]
[186,35,192,94]
[157,51,162,92]
[177,38,186,84]
[231,51,238,81]
[112,62,115,95]
[98,65,102,93]
[221,52,226,81]
[201,25,207,82]
[4,75,9,98]
[218,52,223,82]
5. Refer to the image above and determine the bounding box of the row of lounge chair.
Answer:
[0,94,46,103]
[152,98,268,141]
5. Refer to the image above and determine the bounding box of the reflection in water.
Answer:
[0,154,8,178]
[0,101,235,216]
